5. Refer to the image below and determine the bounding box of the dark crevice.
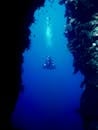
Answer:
[1,0,45,129]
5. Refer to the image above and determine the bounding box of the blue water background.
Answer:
[12,0,84,129]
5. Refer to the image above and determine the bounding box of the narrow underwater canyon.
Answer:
[1,0,98,130]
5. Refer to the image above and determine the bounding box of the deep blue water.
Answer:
[12,0,84,129]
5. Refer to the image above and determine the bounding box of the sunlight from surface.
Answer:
[29,0,66,50]
[46,26,52,38]
[46,16,52,47]
[46,17,52,38]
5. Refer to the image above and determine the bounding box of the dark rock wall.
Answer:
[1,0,45,129]
[60,0,98,129]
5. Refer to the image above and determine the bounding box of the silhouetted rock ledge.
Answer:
[1,0,45,129]
[60,0,98,129]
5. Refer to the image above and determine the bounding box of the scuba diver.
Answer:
[43,56,56,70]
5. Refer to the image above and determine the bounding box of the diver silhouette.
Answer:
[43,56,56,70]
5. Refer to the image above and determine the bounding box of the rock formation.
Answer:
[1,0,45,129]
[60,0,98,129]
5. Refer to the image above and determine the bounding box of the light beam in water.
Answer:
[46,16,52,47]
[46,25,52,38]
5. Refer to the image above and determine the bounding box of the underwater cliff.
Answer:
[1,0,45,129]
[60,0,98,129]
